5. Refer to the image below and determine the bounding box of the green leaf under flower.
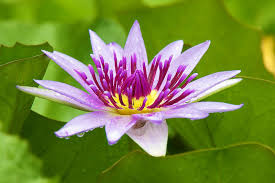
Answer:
[0,43,52,133]
[0,130,54,183]
[21,111,135,183]
[98,143,275,183]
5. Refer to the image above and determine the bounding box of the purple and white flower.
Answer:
[17,20,243,157]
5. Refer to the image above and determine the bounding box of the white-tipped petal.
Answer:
[127,120,168,157]
[34,80,106,111]
[105,115,136,145]
[107,42,124,62]
[16,86,93,111]
[150,40,184,88]
[182,102,243,113]
[55,111,110,138]
[124,20,148,74]
[168,40,210,77]
[190,78,242,102]
[42,50,95,95]
[89,30,115,71]
[176,70,241,105]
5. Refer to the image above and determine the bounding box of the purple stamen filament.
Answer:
[75,53,199,113]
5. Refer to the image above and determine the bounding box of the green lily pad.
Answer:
[141,0,180,7]
[0,0,97,24]
[21,111,133,183]
[0,130,53,183]
[0,43,51,133]
[223,0,275,34]
[98,143,275,183]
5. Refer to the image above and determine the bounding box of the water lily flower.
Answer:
[17,20,243,157]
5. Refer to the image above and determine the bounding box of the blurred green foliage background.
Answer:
[0,0,275,182]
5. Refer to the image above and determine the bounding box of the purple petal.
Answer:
[34,80,105,111]
[168,40,210,77]
[132,112,164,124]
[124,20,148,74]
[150,40,184,88]
[105,115,136,145]
[177,70,241,105]
[55,111,110,138]
[89,30,115,71]
[53,51,90,74]
[163,107,209,120]
[151,40,183,65]
[127,120,168,157]
[163,101,243,120]
[107,42,124,62]
[42,50,95,95]
[89,30,107,53]
[190,78,242,102]
[16,86,94,111]
[181,102,243,113]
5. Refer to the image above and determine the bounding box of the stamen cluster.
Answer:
[75,52,198,112]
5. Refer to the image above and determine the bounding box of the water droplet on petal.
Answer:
[77,132,85,137]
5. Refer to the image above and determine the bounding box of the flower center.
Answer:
[75,52,198,115]
[112,89,161,115]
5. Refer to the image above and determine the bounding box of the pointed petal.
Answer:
[190,78,242,102]
[52,51,90,73]
[127,120,168,157]
[16,86,93,111]
[42,50,95,95]
[34,80,105,110]
[105,115,136,145]
[168,40,210,77]
[55,111,110,138]
[89,29,107,54]
[150,40,184,88]
[89,30,115,71]
[124,20,148,73]
[163,107,209,120]
[178,70,241,105]
[152,40,184,65]
[107,42,124,62]
[182,102,243,113]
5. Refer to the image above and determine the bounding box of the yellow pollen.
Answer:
[109,90,163,115]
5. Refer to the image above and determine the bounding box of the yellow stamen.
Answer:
[110,90,163,115]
